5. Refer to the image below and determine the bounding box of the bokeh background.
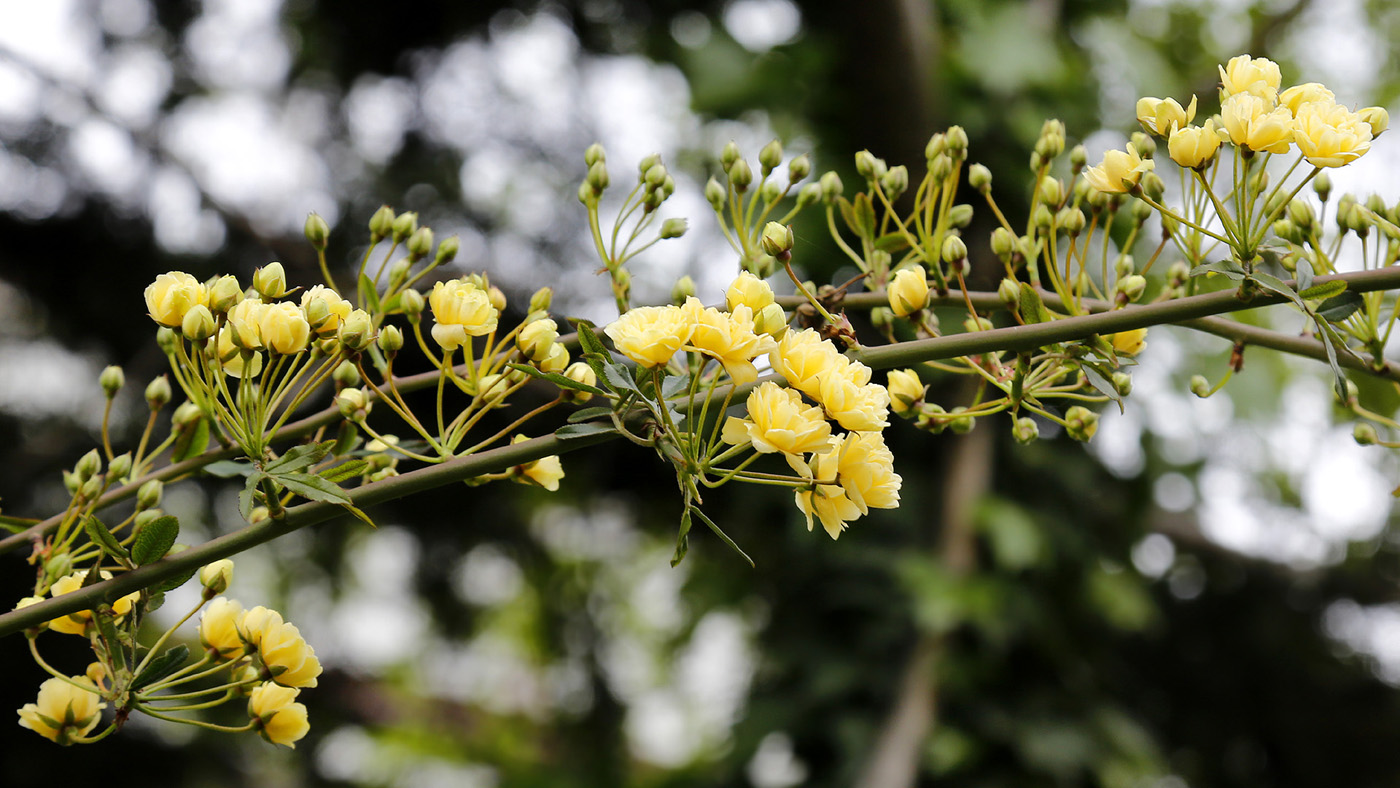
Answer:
[4,0,1400,785]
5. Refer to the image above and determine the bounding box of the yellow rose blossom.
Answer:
[200,597,247,659]
[1168,119,1223,169]
[887,268,929,316]
[47,570,139,636]
[752,302,789,338]
[720,382,833,463]
[817,365,890,433]
[17,677,105,744]
[725,271,775,311]
[681,298,777,384]
[828,431,902,514]
[1218,54,1282,104]
[1220,93,1294,154]
[255,617,322,688]
[518,318,559,362]
[603,304,692,368]
[226,298,265,350]
[248,682,310,748]
[563,361,596,404]
[300,285,353,337]
[1083,143,1154,194]
[886,369,925,415]
[769,328,845,399]
[1358,106,1389,137]
[258,302,311,355]
[238,605,280,648]
[1111,328,1148,357]
[429,279,499,350]
[144,271,208,328]
[1136,95,1197,136]
[216,327,264,379]
[1293,101,1373,168]
[1279,82,1335,116]
[538,342,569,373]
[795,480,863,540]
[511,434,565,491]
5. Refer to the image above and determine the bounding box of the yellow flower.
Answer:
[538,342,569,373]
[216,328,264,379]
[200,597,247,659]
[1136,95,1197,136]
[769,328,845,399]
[682,299,777,384]
[1279,82,1335,116]
[795,433,901,538]
[1220,93,1294,154]
[721,382,832,460]
[1168,120,1222,169]
[795,481,863,540]
[199,559,234,594]
[563,361,597,403]
[603,305,692,368]
[725,271,775,312]
[46,571,139,636]
[248,682,310,748]
[817,364,890,433]
[1111,328,1147,357]
[17,677,105,744]
[510,435,565,491]
[226,298,266,350]
[518,318,559,362]
[752,302,789,338]
[144,271,208,328]
[1218,54,1282,104]
[1358,106,1389,137]
[886,369,925,415]
[259,302,312,355]
[429,279,499,349]
[1083,143,1154,194]
[255,617,323,688]
[887,268,929,316]
[1293,101,1373,168]
[300,285,353,337]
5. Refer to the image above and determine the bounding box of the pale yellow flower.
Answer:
[248,682,309,748]
[300,285,353,337]
[199,559,234,593]
[604,305,692,368]
[795,481,863,540]
[144,271,208,328]
[17,677,105,744]
[794,433,901,538]
[563,362,596,404]
[256,617,322,688]
[258,302,311,354]
[817,365,890,433]
[1279,82,1335,116]
[1168,120,1223,169]
[46,571,139,636]
[1111,328,1148,357]
[752,302,789,338]
[682,299,777,384]
[1358,106,1389,137]
[887,268,929,316]
[1220,93,1294,154]
[518,318,559,362]
[226,298,266,350]
[216,328,264,379]
[511,434,565,491]
[238,605,280,648]
[725,271,775,312]
[769,328,845,399]
[1136,95,1197,136]
[538,342,569,373]
[886,369,926,415]
[1083,143,1154,193]
[430,279,499,349]
[1219,54,1282,104]
[721,382,833,460]
[200,597,247,659]
[1293,101,1373,168]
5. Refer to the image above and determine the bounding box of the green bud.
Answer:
[337,388,370,420]
[391,211,418,243]
[963,315,994,334]
[760,222,795,258]
[637,153,662,178]
[968,163,992,193]
[705,177,726,211]
[1029,150,1044,172]
[760,180,784,204]
[252,262,288,300]
[369,205,395,242]
[1337,379,1360,407]
[156,326,179,355]
[949,406,975,434]
[1059,207,1087,235]
[1013,416,1039,444]
[1273,219,1301,244]
[1368,193,1388,216]
[44,553,73,584]
[582,161,609,196]
[672,275,696,305]
[525,288,551,315]
[1117,274,1147,302]
[199,559,233,595]
[145,376,172,410]
[720,141,741,172]
[333,360,361,389]
[1032,204,1054,232]
[854,150,885,181]
[1038,176,1062,207]
[928,153,953,182]
[1065,405,1099,441]
[395,289,422,321]
[377,325,403,353]
[1069,144,1088,171]
[795,182,822,210]
[137,479,164,511]
[1314,171,1333,201]
[1114,255,1135,279]
[100,365,124,398]
[870,306,894,329]
[644,163,668,190]
[584,142,606,167]
[1354,422,1379,446]
[208,275,242,314]
[1130,132,1156,158]
[1112,372,1133,397]
[925,132,946,161]
[948,203,974,228]
[729,159,753,192]
[407,227,433,261]
[1189,374,1212,398]
[788,154,811,183]
[578,180,595,205]
[1166,261,1190,285]
[1248,169,1268,197]
[881,165,909,199]
[820,171,843,203]
[303,297,331,334]
[945,125,969,154]
[1034,131,1064,160]
[759,139,784,175]
[941,235,968,264]
[181,305,215,341]
[304,213,330,250]
[79,476,102,502]
[434,236,460,267]
[339,310,375,352]
[1131,198,1154,224]
[1140,171,1166,202]
[997,277,1019,307]
[173,401,203,428]
[135,508,165,532]
[990,227,1016,259]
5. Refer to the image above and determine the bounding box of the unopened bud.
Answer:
[252,263,288,300]
[705,177,726,210]
[788,154,811,183]
[377,325,404,353]
[145,376,172,410]
[1065,405,1099,441]
[391,211,418,243]
[1354,422,1380,446]
[137,479,163,511]
[928,153,953,182]
[1059,207,1087,235]
[997,277,1019,307]
[948,407,975,434]
[1189,374,1212,398]
[643,163,668,190]
[968,163,992,193]
[209,275,243,314]
[720,141,741,172]
[387,258,411,288]
[304,213,330,250]
[1112,372,1133,397]
[156,326,179,354]
[854,150,886,181]
[339,309,375,352]
[182,305,216,341]
[1360,106,1389,137]
[135,508,165,532]
[925,133,946,161]
[820,171,844,203]
[660,217,688,239]
[100,366,124,398]
[80,476,102,502]
[407,227,434,261]
[586,161,609,194]
[399,288,425,320]
[881,165,909,199]
[1038,176,1063,207]
[1117,274,1147,302]
[173,401,202,428]
[199,559,234,595]
[584,142,606,167]
[369,206,396,242]
[337,388,370,420]
[760,222,795,258]
[1313,171,1333,202]
[108,452,132,482]
[333,360,360,389]
[948,204,974,228]
[1013,416,1039,444]
[991,227,1016,259]
[759,139,784,174]
[671,275,696,305]
[517,318,559,361]
[1032,204,1054,232]
[941,235,968,264]
[562,362,596,404]
[1130,132,1156,159]
[75,449,102,483]
[729,159,753,192]
[1070,144,1088,171]
[945,125,969,154]
[795,182,822,210]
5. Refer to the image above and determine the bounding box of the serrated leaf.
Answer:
[319,459,369,484]
[671,507,692,567]
[265,441,333,475]
[567,406,614,423]
[660,374,690,400]
[204,460,255,478]
[602,362,639,393]
[1295,257,1316,292]
[582,351,609,383]
[555,422,619,441]
[1316,290,1363,322]
[83,515,131,565]
[172,417,210,463]
[874,232,910,253]
[131,645,190,691]
[508,363,609,396]
[570,319,609,357]
[272,471,352,505]
[358,273,381,314]
[1299,279,1346,300]
[132,515,180,566]
[1190,260,1247,281]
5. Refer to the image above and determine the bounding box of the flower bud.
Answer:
[377,325,403,354]
[173,401,203,428]
[332,360,360,390]
[925,132,946,161]
[870,306,894,329]
[660,218,688,239]
[338,309,375,352]
[156,326,180,355]
[720,141,741,171]
[759,139,784,175]
[1313,171,1333,202]
[671,275,696,305]
[754,302,788,338]
[1064,405,1099,441]
[75,449,102,483]
[518,318,559,361]
[787,153,811,183]
[1189,374,1212,398]
[80,475,102,502]
[562,362,596,404]
[100,366,125,398]
[135,508,166,532]
[760,179,784,205]
[1337,379,1360,407]
[968,163,992,193]
[854,150,885,181]
[928,153,953,182]
[1032,204,1054,232]
[369,206,395,242]
[337,388,370,420]
[1038,176,1063,207]
[391,211,418,243]
[887,268,929,316]
[1059,207,1087,235]
[387,258,411,288]
[137,479,164,511]
[760,222,795,258]
[729,159,753,192]
[199,559,234,595]
[1069,144,1088,171]
[1354,422,1379,446]
[209,275,243,314]
[881,165,909,199]
[44,553,72,584]
[1359,106,1389,137]
[945,125,969,154]
[181,304,216,341]
[997,277,1019,307]
[794,182,822,211]
[584,142,606,167]
[407,227,433,262]
[253,263,288,300]
[820,171,843,203]
[949,407,975,434]
[304,213,330,250]
[108,452,132,482]
[990,227,1016,259]
[886,369,925,416]
[1013,416,1039,444]
[705,177,726,210]
[585,161,610,197]
[1130,131,1156,159]
[941,235,968,264]
[1116,274,1147,302]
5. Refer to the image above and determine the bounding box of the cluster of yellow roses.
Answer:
[1086,54,1389,192]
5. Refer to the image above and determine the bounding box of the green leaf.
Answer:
[379,292,402,314]
[151,545,197,592]
[1295,257,1316,293]
[172,416,210,463]
[341,504,377,528]
[1249,272,1306,309]
[272,471,352,505]
[567,406,614,423]
[0,513,40,534]
[239,471,267,521]
[1017,283,1052,325]
[1313,316,1352,402]
[1190,259,1246,281]
[319,459,369,484]
[571,318,609,357]
[131,645,190,691]
[333,421,361,456]
[83,515,131,565]
[1299,279,1346,301]
[358,272,381,314]
[204,460,255,478]
[852,193,876,240]
[602,362,639,393]
[554,422,619,441]
[507,363,608,396]
[264,441,333,475]
[671,507,692,567]
[837,196,858,238]
[659,374,690,400]
[1080,363,1125,413]
[132,515,180,565]
[874,232,910,253]
[1316,290,1363,322]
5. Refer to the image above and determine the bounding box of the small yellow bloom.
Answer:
[518,318,559,362]
[226,298,266,350]
[1220,93,1294,154]
[46,571,138,636]
[199,559,234,594]
[1218,54,1282,104]
[1293,101,1373,168]
[887,268,929,317]
[721,382,833,460]
[794,433,901,538]
[510,435,565,491]
[563,361,597,403]
[886,369,925,415]
[682,299,777,384]
[429,279,499,349]
[256,617,323,688]
[1168,120,1222,169]
[752,302,789,338]
[248,682,309,748]
[300,285,353,337]
[769,328,845,400]
[725,271,775,312]
[1358,106,1389,137]
[538,342,569,373]
[1111,328,1147,357]
[200,597,247,659]
[216,328,264,379]
[817,365,890,433]
[144,271,209,328]
[1279,82,1335,116]
[1083,143,1154,194]
[603,305,692,368]
[17,677,105,744]
[259,302,312,355]
[1136,95,1197,136]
